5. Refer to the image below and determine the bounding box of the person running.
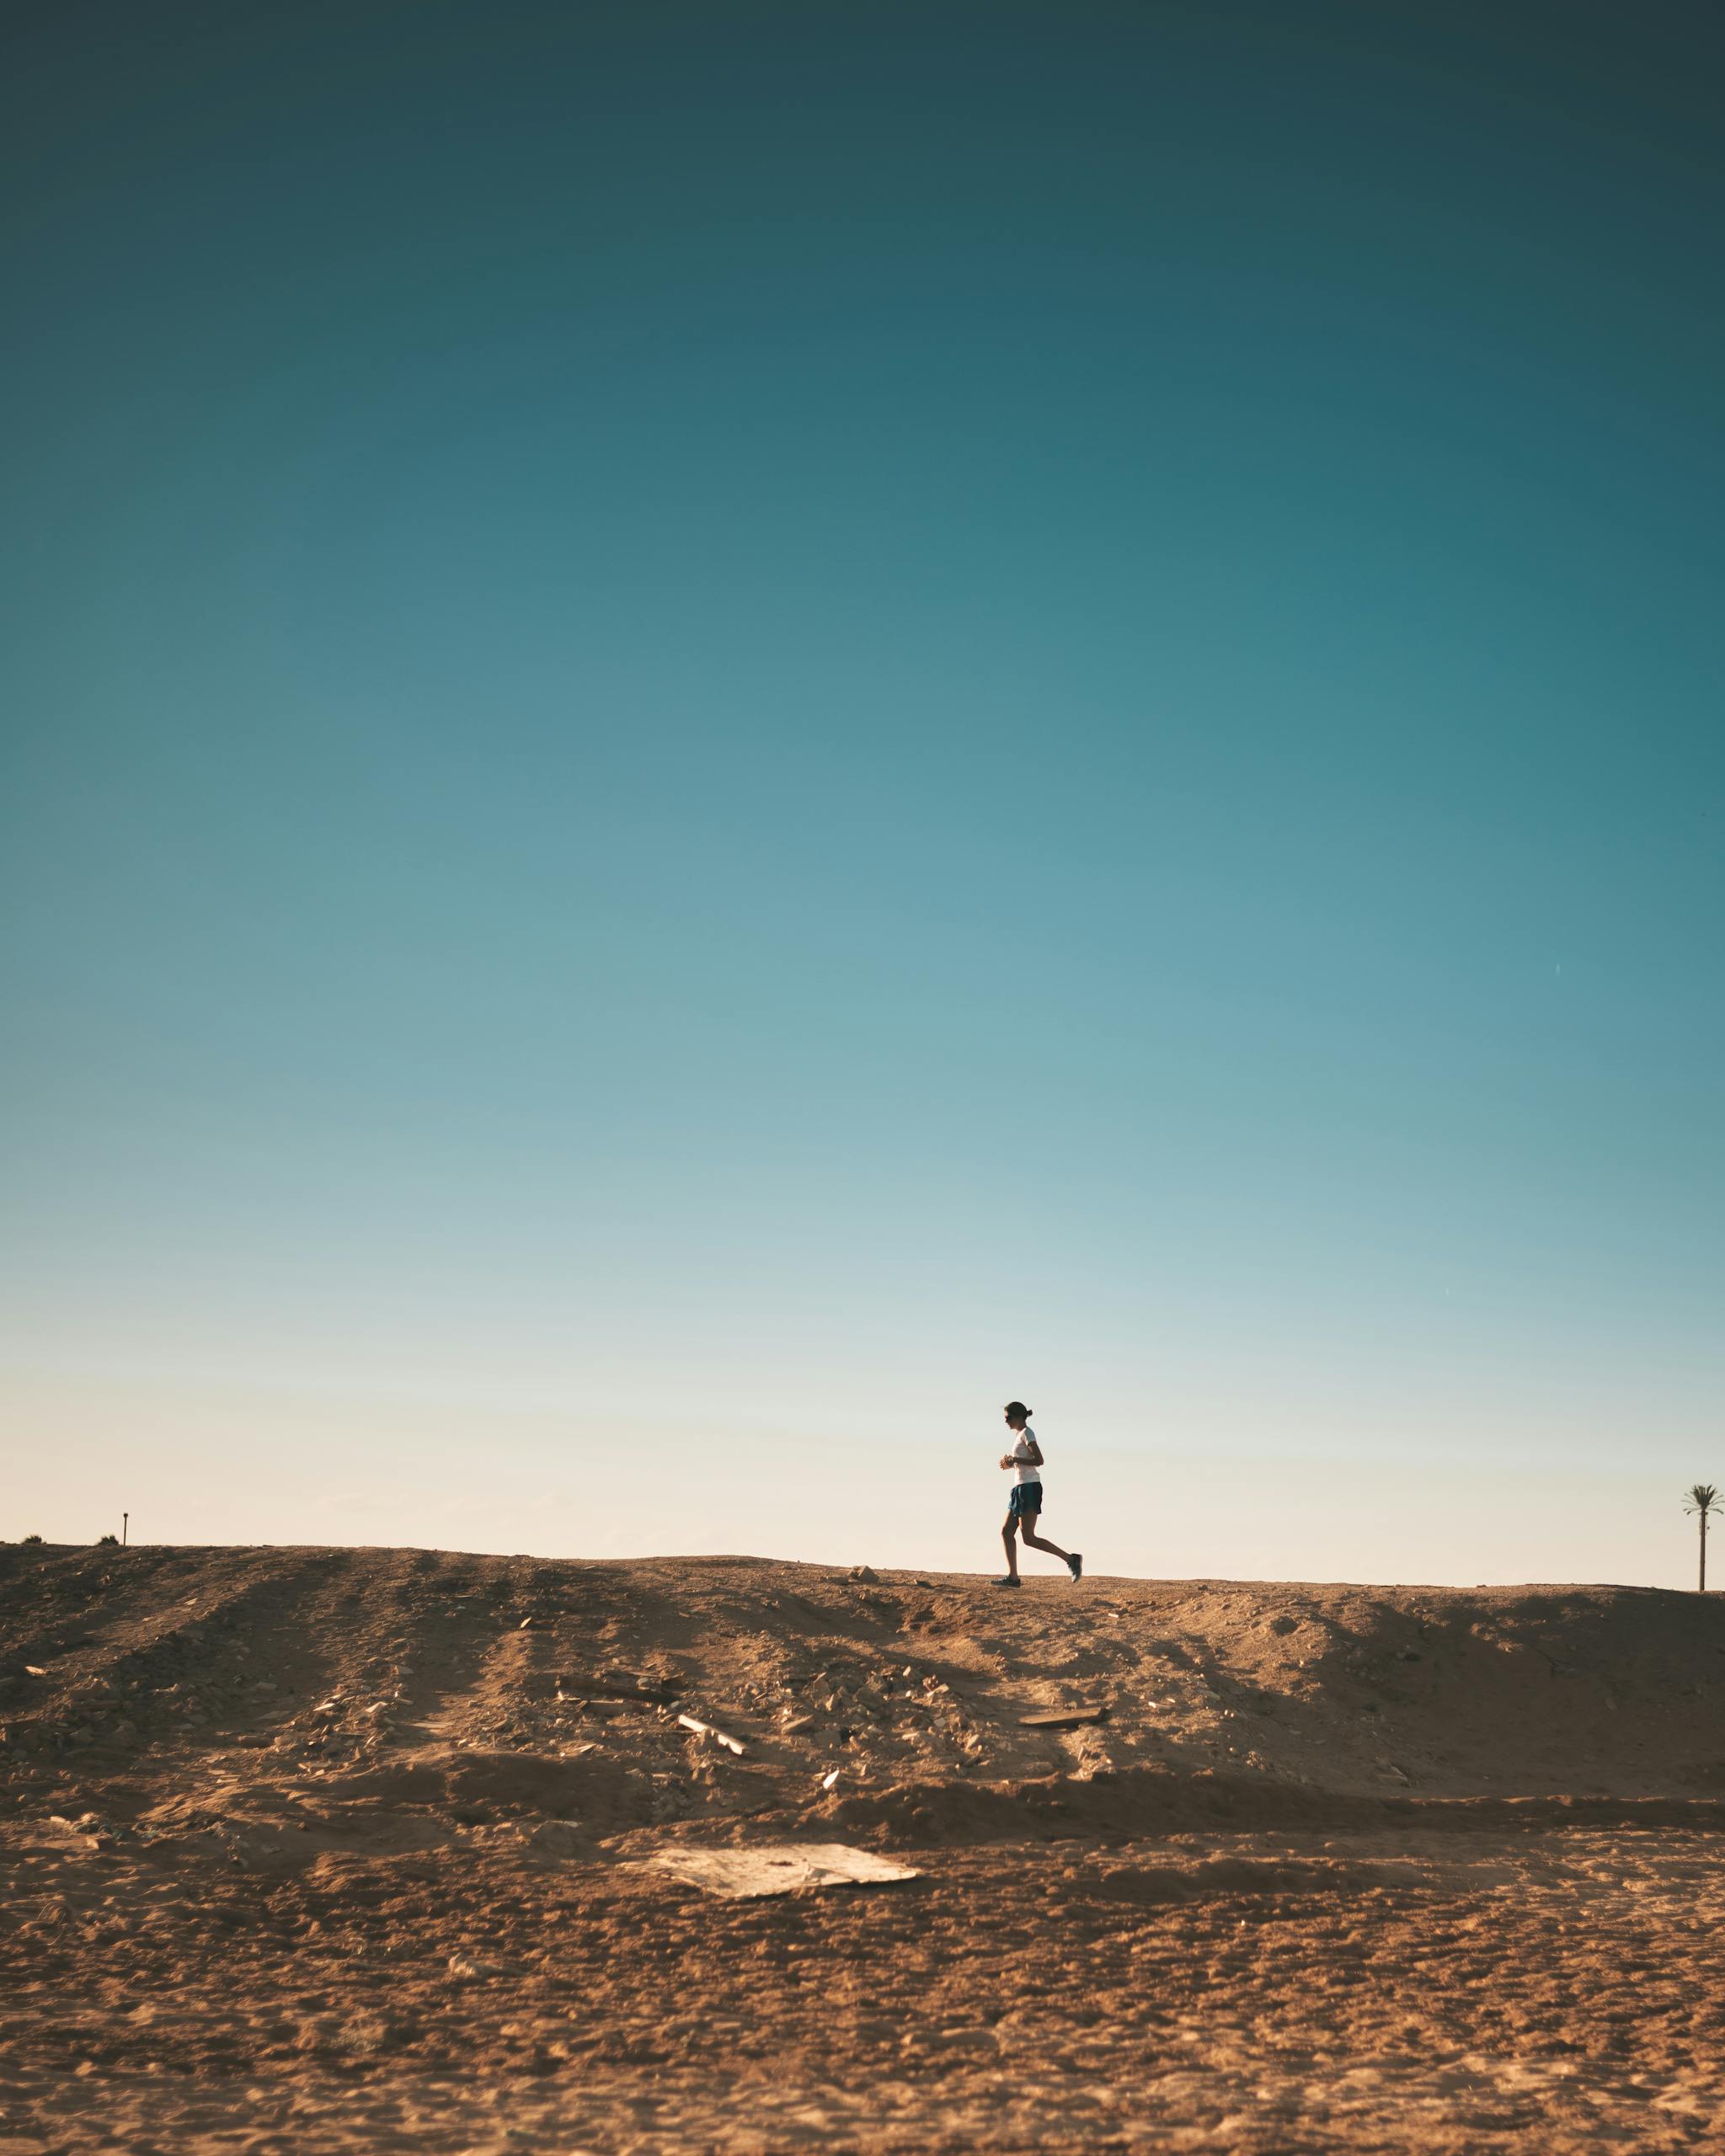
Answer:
[996,1401,1082,1586]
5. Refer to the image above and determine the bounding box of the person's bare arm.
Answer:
[1022,1438,1044,1468]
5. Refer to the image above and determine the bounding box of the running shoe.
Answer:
[1067,1552,1084,1581]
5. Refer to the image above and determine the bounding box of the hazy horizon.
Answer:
[4,3,1722,1590]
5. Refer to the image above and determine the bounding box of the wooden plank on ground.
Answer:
[545,1673,675,1705]
[677,1712,746,1755]
[1019,1705,1110,1728]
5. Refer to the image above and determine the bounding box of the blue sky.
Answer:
[3,3,1722,1582]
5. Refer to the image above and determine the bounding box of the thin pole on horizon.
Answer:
[122,1512,128,1548]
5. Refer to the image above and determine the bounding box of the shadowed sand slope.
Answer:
[4,1545,1725,2153]
[6,1544,1725,1826]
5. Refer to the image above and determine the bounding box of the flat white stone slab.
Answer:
[647,1842,921,1899]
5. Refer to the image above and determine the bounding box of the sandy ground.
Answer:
[4,1543,1723,2151]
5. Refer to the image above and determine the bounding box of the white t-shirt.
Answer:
[1012,1429,1042,1484]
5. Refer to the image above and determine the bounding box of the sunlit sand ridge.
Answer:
[5,1543,1723,2151]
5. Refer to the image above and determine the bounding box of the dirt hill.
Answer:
[7,1544,1725,2154]
[6,1543,1724,1845]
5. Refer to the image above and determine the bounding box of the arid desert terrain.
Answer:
[3,1540,1723,2152]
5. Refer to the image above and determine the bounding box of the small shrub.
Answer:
[21,1533,43,1545]
[97,1533,120,1546]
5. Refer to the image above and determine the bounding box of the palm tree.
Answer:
[1685,1485,1720,1593]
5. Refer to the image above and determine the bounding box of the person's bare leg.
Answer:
[1019,1516,1071,1566]
[1001,1514,1020,1580]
